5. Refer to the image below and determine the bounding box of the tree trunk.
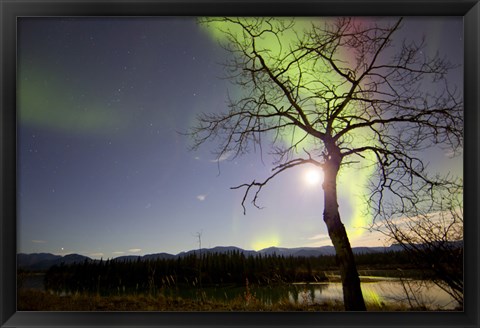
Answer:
[322,153,366,311]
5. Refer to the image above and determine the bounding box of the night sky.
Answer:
[17,17,463,259]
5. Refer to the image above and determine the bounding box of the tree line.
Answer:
[44,249,424,295]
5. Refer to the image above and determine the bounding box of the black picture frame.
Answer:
[1,0,478,327]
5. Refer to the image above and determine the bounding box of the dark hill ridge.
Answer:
[16,245,388,270]
[17,253,92,271]
[17,252,62,266]
[18,241,462,271]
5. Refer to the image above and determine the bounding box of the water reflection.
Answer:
[287,280,459,310]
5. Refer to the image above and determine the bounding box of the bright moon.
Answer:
[304,168,324,186]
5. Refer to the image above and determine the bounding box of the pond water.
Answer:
[290,280,459,310]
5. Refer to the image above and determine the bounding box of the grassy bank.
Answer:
[18,289,432,312]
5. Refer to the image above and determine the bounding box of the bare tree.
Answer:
[373,182,463,307]
[189,17,463,310]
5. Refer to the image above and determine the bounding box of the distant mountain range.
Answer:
[18,244,408,271]
[17,253,94,271]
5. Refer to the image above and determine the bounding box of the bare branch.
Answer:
[231,157,322,214]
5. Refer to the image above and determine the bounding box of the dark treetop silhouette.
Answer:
[190,17,463,310]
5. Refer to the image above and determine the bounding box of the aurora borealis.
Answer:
[17,17,463,259]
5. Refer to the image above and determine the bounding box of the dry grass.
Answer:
[18,289,432,312]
